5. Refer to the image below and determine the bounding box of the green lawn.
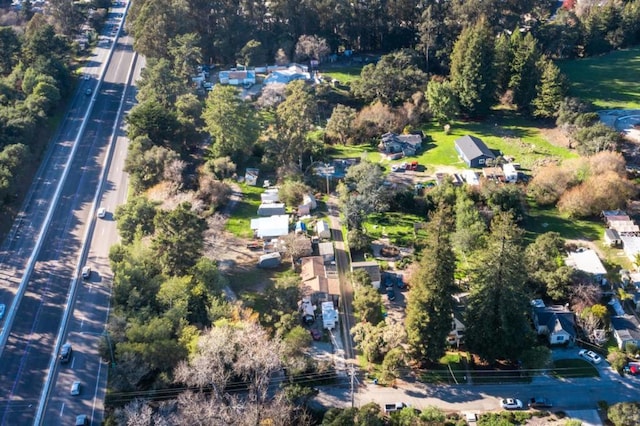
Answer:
[326,143,382,162]
[414,117,577,170]
[363,212,427,246]
[420,352,467,384]
[558,47,640,110]
[225,184,264,238]
[550,359,599,378]
[322,66,363,84]
[524,200,605,241]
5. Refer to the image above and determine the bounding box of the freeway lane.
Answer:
[43,45,144,426]
[0,31,138,426]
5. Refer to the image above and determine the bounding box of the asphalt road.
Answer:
[0,7,137,425]
[42,42,143,426]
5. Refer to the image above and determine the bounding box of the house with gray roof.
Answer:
[381,132,423,157]
[611,315,640,350]
[532,304,576,345]
[454,135,496,168]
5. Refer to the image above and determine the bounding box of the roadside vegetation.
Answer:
[25,0,637,422]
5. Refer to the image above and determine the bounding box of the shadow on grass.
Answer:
[550,359,600,379]
[524,201,604,242]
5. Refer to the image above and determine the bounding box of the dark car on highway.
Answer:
[59,343,73,363]
[528,397,552,409]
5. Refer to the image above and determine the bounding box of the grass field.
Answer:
[225,184,264,238]
[322,66,363,84]
[363,212,427,247]
[420,352,467,384]
[550,359,599,378]
[413,116,577,170]
[558,47,640,110]
[524,200,605,242]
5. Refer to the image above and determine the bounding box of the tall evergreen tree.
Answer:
[464,212,534,363]
[450,21,496,116]
[405,204,456,363]
[508,32,542,112]
[532,59,567,119]
[202,85,260,162]
[452,190,487,256]
[493,32,512,95]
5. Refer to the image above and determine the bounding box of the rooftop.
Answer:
[565,249,607,276]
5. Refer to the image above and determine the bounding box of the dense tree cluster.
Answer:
[0,17,73,208]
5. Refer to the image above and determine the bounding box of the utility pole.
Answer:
[349,364,356,408]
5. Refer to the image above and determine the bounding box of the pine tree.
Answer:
[509,32,542,112]
[493,32,513,95]
[464,212,534,363]
[450,21,496,116]
[532,59,567,119]
[405,204,456,363]
[452,190,487,256]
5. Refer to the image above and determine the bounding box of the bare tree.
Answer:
[164,158,186,194]
[294,35,330,62]
[256,83,287,109]
[571,283,603,313]
[281,232,313,261]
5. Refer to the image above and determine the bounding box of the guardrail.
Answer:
[32,2,136,425]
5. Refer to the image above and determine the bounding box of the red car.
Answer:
[310,329,322,341]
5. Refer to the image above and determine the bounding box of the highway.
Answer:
[0,5,138,425]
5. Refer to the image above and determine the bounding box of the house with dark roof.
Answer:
[454,135,496,168]
[611,315,640,350]
[532,304,576,345]
[380,132,423,157]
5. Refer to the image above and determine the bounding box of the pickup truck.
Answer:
[384,402,407,413]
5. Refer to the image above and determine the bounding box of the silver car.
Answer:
[71,381,81,396]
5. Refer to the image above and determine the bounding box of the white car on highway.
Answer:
[579,349,602,364]
[500,398,523,410]
[70,381,81,396]
[97,207,106,218]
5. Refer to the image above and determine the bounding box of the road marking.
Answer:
[59,403,64,416]
[91,361,103,424]
[80,317,84,328]
[71,358,75,369]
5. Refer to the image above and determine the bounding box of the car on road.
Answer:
[500,398,523,410]
[579,349,602,364]
[528,397,552,409]
[386,287,396,301]
[391,164,400,172]
[97,207,106,218]
[70,381,81,396]
[0,304,5,320]
[75,414,89,426]
[59,343,73,363]
[85,88,92,96]
[81,266,91,279]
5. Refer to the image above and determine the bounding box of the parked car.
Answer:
[624,363,640,375]
[75,414,89,426]
[579,349,602,364]
[528,397,552,409]
[500,398,523,410]
[309,329,322,341]
[407,161,419,171]
[0,304,5,321]
[71,381,81,396]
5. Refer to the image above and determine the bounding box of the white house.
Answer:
[316,220,331,239]
[257,203,286,216]
[503,163,518,183]
[566,249,607,283]
[261,188,280,203]
[250,215,289,239]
